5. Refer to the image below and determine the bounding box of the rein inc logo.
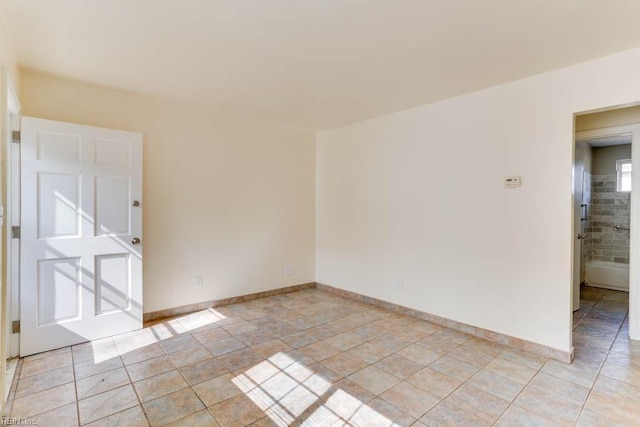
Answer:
[2,417,38,425]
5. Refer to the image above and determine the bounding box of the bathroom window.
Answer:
[617,159,632,192]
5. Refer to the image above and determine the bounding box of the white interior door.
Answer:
[573,154,584,312]
[20,117,143,356]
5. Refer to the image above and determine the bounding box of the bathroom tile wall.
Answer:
[589,175,630,263]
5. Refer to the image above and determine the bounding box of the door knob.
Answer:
[131,237,141,245]
[577,233,588,239]
[132,200,140,207]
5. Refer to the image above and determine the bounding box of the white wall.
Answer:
[592,144,632,175]
[21,73,316,313]
[575,141,592,176]
[317,47,640,353]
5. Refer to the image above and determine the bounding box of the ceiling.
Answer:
[583,134,632,147]
[4,1,640,131]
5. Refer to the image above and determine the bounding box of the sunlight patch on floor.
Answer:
[177,309,226,332]
[233,352,398,426]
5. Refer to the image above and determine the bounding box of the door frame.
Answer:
[572,142,587,313]
[575,123,640,341]
[3,69,20,358]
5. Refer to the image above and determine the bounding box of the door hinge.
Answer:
[11,130,20,144]
[11,226,20,239]
[11,321,19,334]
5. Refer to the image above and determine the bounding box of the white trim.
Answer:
[4,68,20,357]
[575,124,639,141]
[576,124,640,341]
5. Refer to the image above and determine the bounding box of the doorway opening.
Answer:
[573,105,640,361]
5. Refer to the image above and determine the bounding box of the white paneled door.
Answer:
[20,117,143,356]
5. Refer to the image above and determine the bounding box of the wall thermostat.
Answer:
[504,176,521,188]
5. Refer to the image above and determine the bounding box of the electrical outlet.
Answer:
[195,276,203,288]
[284,266,294,277]
[396,280,404,290]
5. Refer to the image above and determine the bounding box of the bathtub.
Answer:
[585,260,629,292]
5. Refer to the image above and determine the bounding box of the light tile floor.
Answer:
[4,358,17,404]
[5,286,639,426]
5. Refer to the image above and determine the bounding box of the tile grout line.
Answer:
[75,350,138,427]
[420,338,541,426]
[572,289,629,426]
[141,333,209,426]
[71,347,80,427]
[9,287,634,426]
[14,351,77,422]
[140,290,610,425]
[4,357,23,418]
[378,334,501,423]
[176,329,217,426]
[315,307,539,423]
[575,315,629,424]
[392,292,621,426]
[438,339,549,422]
[120,350,153,427]
[197,308,434,424]
[572,289,597,330]
[489,349,551,426]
